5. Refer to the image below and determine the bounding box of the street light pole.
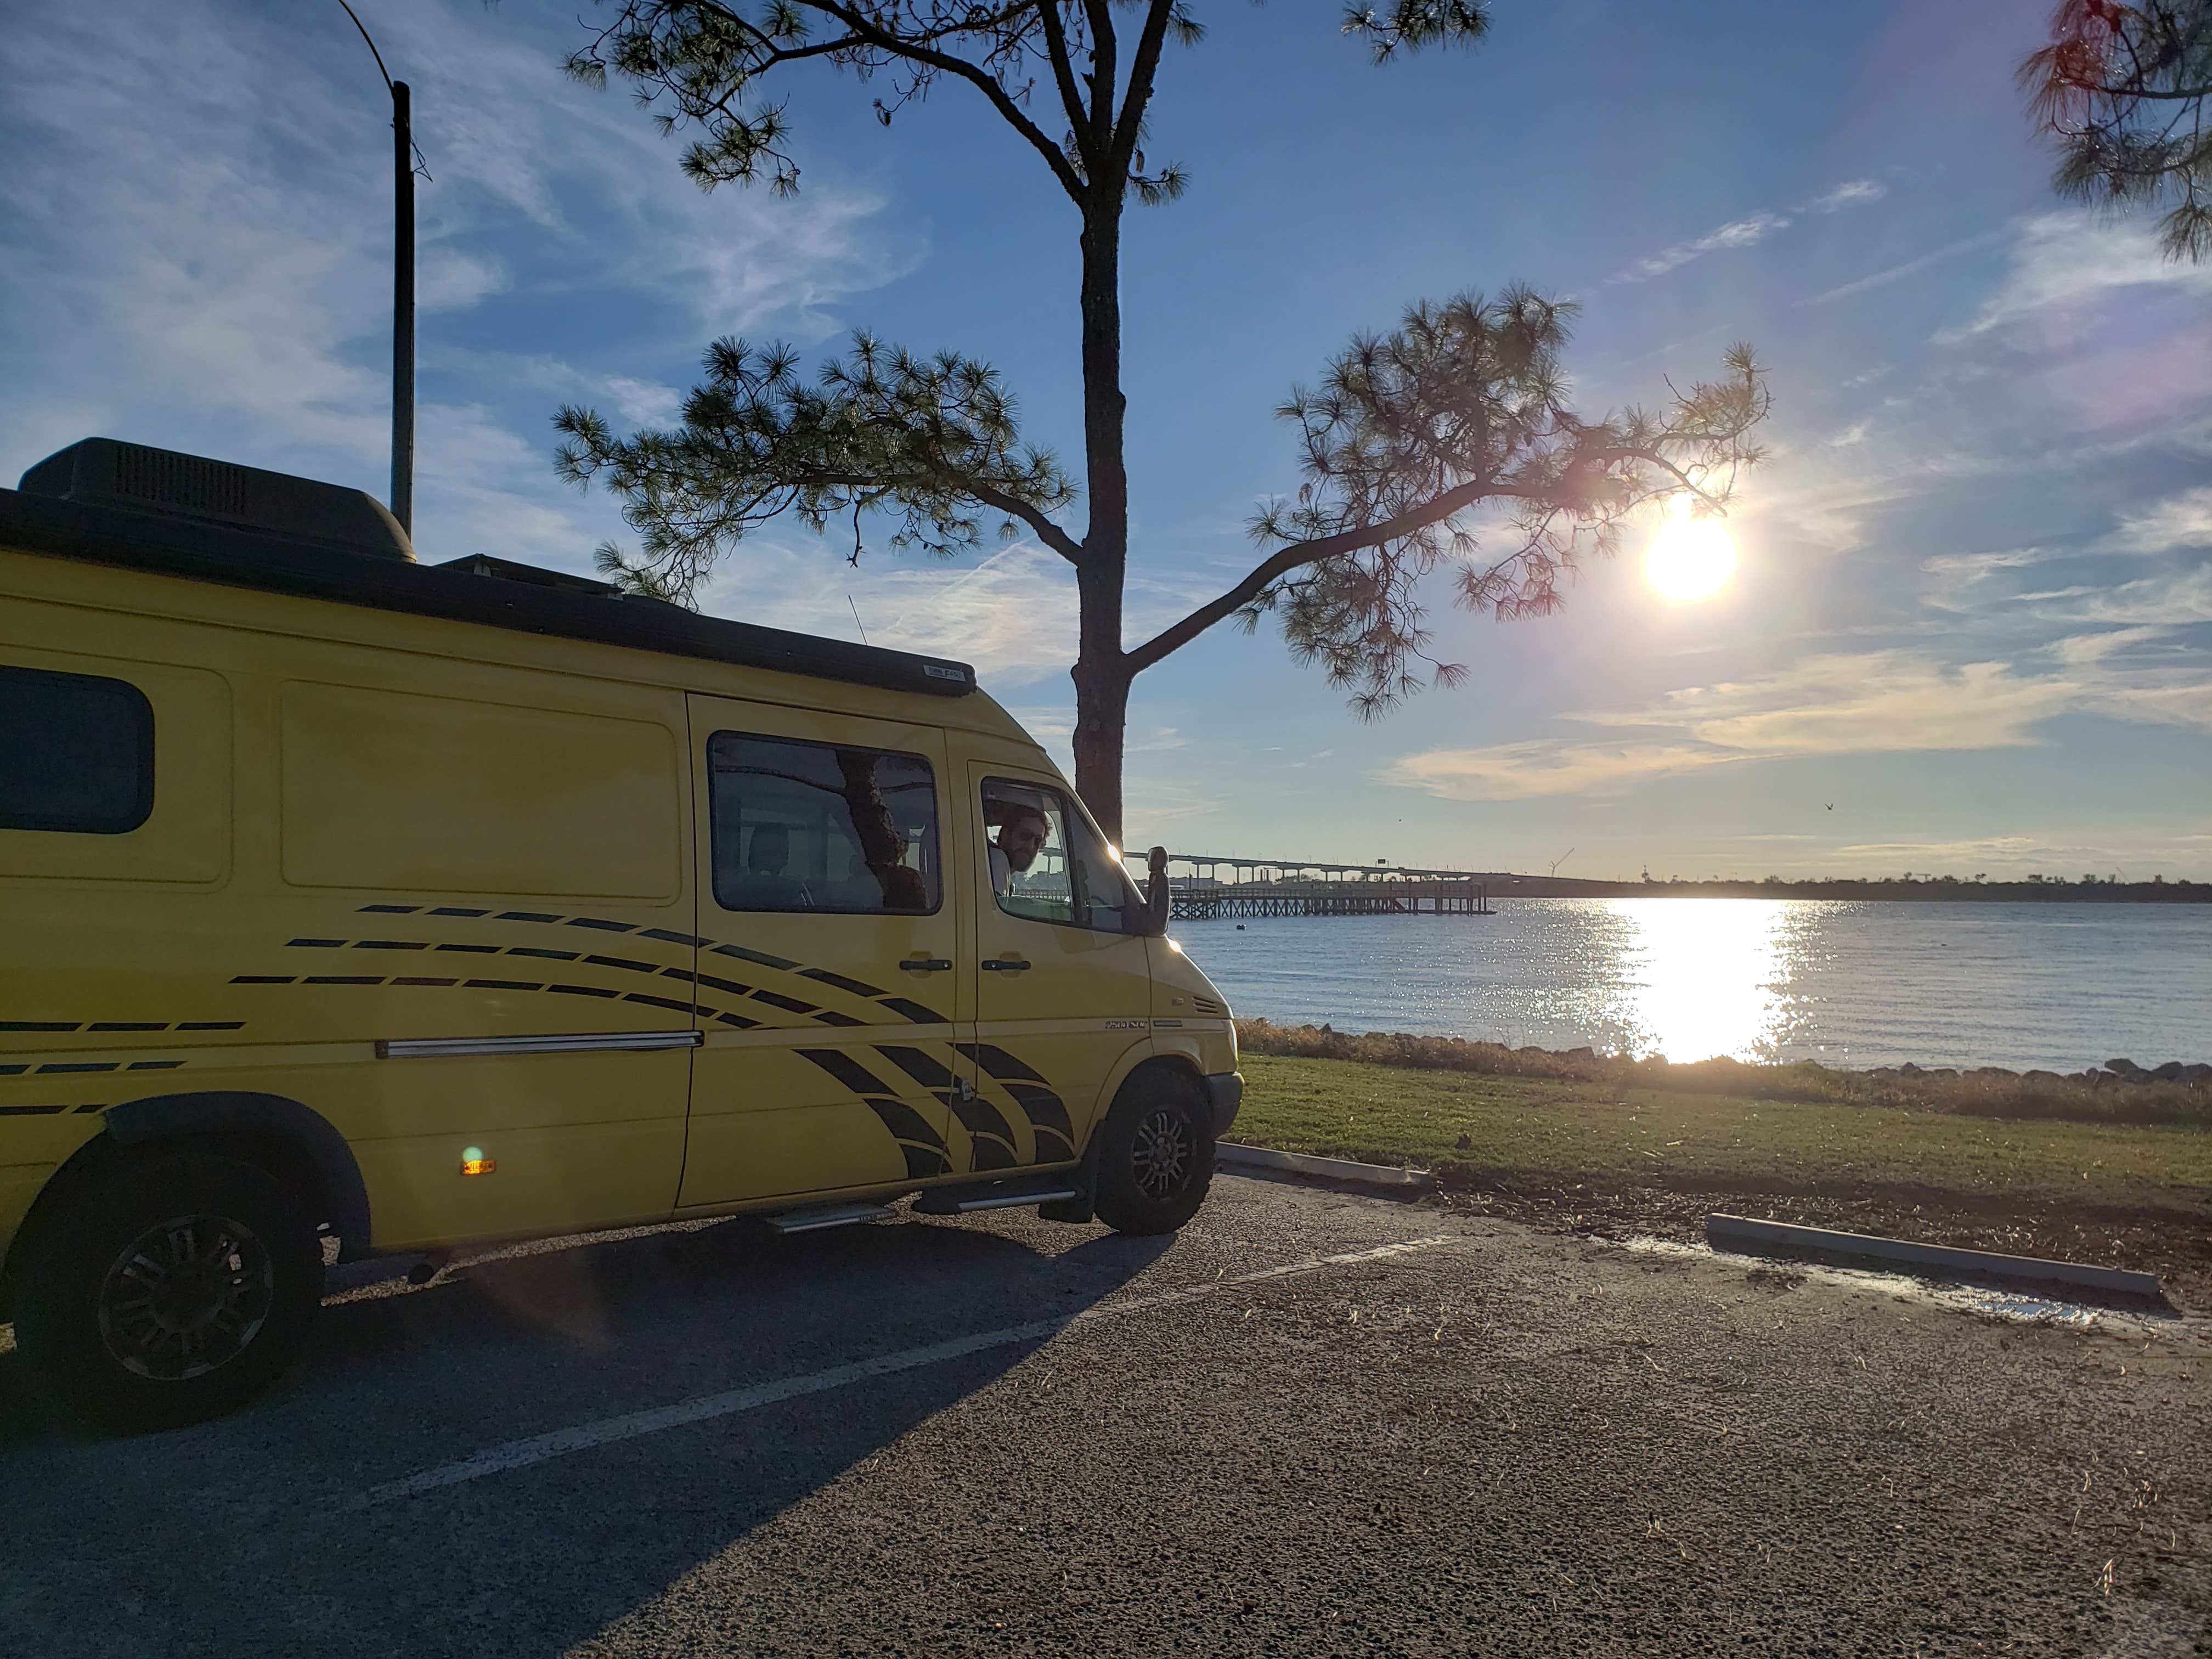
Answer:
[390,78,414,535]
[337,2,415,536]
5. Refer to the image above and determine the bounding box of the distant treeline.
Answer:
[1520,875,2211,902]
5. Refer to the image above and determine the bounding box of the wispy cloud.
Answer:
[1385,640,2210,801]
[1609,176,1886,285]
[1613,211,1791,284]
[1807,179,1887,213]
[2113,485,2212,554]
[0,0,915,561]
[1798,230,2001,307]
[1938,211,2212,343]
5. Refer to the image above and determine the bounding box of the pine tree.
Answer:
[553,2,1769,842]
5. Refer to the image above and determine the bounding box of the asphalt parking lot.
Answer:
[1,1173,2205,1658]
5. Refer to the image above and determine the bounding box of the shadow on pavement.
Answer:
[0,1211,1175,1659]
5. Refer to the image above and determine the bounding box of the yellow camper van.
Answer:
[0,438,1239,1430]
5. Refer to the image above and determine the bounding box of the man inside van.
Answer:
[989,804,1050,897]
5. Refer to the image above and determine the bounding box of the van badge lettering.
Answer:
[1104,1019,1147,1030]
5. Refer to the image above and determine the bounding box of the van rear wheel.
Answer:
[1091,1069,1215,1235]
[13,1153,324,1432]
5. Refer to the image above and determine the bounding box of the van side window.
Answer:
[981,778,1145,935]
[0,665,155,834]
[708,732,940,915]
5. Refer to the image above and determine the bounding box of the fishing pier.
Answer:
[1153,853,1502,920]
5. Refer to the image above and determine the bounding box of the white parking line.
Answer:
[355,1235,1458,1506]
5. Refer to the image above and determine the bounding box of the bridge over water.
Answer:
[1149,850,1505,919]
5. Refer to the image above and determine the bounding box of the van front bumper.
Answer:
[1204,1071,1243,1136]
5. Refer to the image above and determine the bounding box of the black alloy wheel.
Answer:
[97,1211,276,1381]
[1093,1069,1215,1235]
[13,1153,324,1431]
[1130,1107,1196,1203]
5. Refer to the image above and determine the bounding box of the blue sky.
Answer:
[4,0,2209,879]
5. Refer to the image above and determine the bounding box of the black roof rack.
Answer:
[0,487,978,699]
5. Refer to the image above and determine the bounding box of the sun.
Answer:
[1644,496,1737,602]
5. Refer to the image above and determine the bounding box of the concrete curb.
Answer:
[1217,1143,1435,1190]
[1706,1213,2164,1300]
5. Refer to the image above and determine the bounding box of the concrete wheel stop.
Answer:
[1706,1213,2164,1301]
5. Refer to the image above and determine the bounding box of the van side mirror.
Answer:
[1144,845,1170,936]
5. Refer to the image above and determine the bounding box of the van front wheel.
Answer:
[13,1153,324,1432]
[1091,1070,1215,1235]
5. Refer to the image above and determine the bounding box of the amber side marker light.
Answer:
[460,1146,495,1176]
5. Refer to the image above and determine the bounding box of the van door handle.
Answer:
[901,957,953,973]
[980,957,1031,973]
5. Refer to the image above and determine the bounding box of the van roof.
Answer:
[0,485,980,703]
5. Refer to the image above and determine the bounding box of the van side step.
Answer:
[766,1203,897,1234]
[913,1177,1080,1216]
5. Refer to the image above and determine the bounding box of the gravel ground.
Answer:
[1,1173,2205,1658]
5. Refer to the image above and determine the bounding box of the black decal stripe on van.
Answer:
[430,906,490,917]
[956,1045,1075,1164]
[795,1048,953,1178]
[232,976,294,985]
[709,943,800,972]
[497,911,560,923]
[88,1022,165,1031]
[305,975,382,985]
[464,979,543,991]
[2,1021,82,1031]
[796,1048,893,1097]
[548,984,620,998]
[714,1011,761,1028]
[799,968,886,998]
[177,1021,244,1031]
[751,990,816,1015]
[38,1062,118,1074]
[508,947,580,962]
[883,1129,952,1180]
[436,944,500,953]
[0,1104,70,1116]
[0,1065,26,1075]
[874,1047,1020,1170]
[957,1043,1049,1085]
[126,1060,184,1070]
[75,1103,110,1113]
[810,1011,862,1028]
[354,940,430,951]
[566,918,637,933]
[874,997,945,1025]
[641,929,707,948]
[359,904,419,913]
[692,972,754,997]
[288,938,347,948]
[392,977,461,987]
[623,992,699,1015]
[584,955,658,974]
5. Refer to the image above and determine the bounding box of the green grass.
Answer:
[1234,1018,2210,1127]
[1234,1052,2212,1221]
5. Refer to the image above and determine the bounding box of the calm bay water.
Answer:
[1172,900,2212,1073]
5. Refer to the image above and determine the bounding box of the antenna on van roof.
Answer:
[847,596,870,646]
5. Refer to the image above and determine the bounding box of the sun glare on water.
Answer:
[1643,497,1737,602]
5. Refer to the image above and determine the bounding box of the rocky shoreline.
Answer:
[1872,1057,2212,1087]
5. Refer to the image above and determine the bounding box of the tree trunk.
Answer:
[1071,652,1131,849]
[1071,192,1132,843]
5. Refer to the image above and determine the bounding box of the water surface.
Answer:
[1174,899,2212,1071]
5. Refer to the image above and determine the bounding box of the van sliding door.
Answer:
[676,695,969,1206]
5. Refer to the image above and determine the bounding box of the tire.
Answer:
[1091,1068,1216,1235]
[12,1153,325,1432]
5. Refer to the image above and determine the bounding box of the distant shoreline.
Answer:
[1421,877,2209,903]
